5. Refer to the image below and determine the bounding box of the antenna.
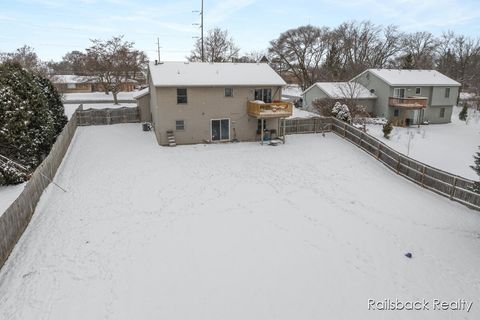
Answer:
[156,37,162,62]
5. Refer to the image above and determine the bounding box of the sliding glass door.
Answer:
[211,119,230,141]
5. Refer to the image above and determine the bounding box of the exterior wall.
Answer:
[151,86,282,145]
[137,94,152,122]
[353,71,390,117]
[431,86,459,106]
[423,106,453,124]
[302,86,328,110]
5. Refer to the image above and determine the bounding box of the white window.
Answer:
[393,88,405,98]
[445,88,450,98]
[415,87,421,95]
[224,87,233,97]
[175,120,185,131]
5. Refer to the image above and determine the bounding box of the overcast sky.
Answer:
[1,0,479,62]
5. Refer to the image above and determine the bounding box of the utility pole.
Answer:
[193,1,204,62]
[157,37,161,62]
[201,0,204,62]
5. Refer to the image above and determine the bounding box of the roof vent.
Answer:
[154,60,158,65]
[184,61,189,64]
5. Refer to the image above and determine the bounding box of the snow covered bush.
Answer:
[0,161,27,185]
[0,62,67,185]
[331,102,351,122]
[382,120,393,139]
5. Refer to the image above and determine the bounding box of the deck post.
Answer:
[283,117,286,144]
[261,117,264,145]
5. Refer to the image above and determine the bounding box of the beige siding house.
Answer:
[146,62,292,146]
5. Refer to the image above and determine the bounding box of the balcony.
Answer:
[247,101,293,118]
[389,97,428,109]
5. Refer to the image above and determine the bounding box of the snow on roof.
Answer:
[304,82,376,99]
[51,75,93,84]
[133,88,149,99]
[355,69,461,86]
[148,61,286,87]
[282,84,302,98]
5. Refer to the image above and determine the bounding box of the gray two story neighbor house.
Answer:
[144,61,292,146]
[352,69,461,126]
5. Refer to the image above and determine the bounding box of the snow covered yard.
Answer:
[0,183,26,217]
[366,106,480,180]
[0,125,480,319]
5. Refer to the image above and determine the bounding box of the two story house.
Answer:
[145,61,292,146]
[352,69,461,126]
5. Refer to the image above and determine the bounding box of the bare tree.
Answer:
[0,45,47,75]
[188,28,240,62]
[83,35,147,104]
[269,25,330,89]
[397,31,438,69]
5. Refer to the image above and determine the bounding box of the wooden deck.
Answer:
[389,97,428,109]
[247,101,293,118]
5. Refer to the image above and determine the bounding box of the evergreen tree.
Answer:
[471,146,480,193]
[383,120,394,138]
[0,62,67,185]
[459,104,468,121]
[401,53,415,69]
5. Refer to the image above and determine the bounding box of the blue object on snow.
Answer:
[405,252,412,258]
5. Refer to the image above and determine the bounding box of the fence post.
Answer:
[450,177,457,199]
[376,143,381,159]
[314,118,317,134]
[421,166,426,187]
[343,123,346,137]
[296,119,300,133]
[396,158,401,174]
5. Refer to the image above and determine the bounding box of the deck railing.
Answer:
[389,97,428,108]
[247,101,293,118]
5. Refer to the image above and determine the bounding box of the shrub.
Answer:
[459,104,468,121]
[331,102,351,122]
[382,120,393,138]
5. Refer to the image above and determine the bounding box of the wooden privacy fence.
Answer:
[76,106,139,126]
[328,117,480,211]
[279,117,332,135]
[0,115,78,269]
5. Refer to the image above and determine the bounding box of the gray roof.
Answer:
[303,82,377,99]
[148,61,286,87]
[353,69,461,86]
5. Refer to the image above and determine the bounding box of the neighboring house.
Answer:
[51,75,94,93]
[302,82,377,113]
[145,61,292,146]
[352,69,461,125]
[52,75,138,93]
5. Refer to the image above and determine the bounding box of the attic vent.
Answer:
[370,89,375,94]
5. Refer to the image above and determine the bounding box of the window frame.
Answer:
[439,107,445,118]
[175,120,185,131]
[176,88,188,104]
[254,88,272,103]
[224,87,234,98]
[394,109,400,117]
[444,87,450,98]
[415,87,421,95]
